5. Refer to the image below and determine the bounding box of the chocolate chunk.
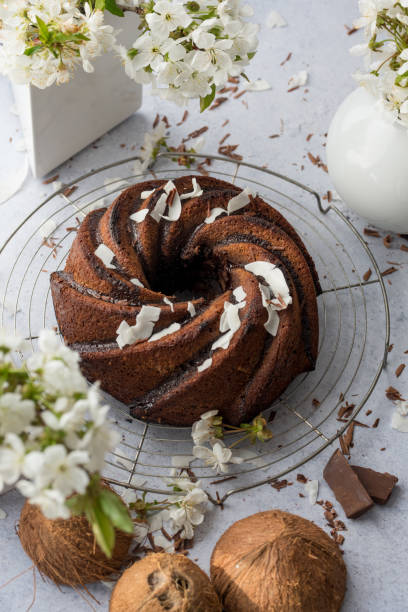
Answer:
[323,450,374,518]
[351,466,398,505]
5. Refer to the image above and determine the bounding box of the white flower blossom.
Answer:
[191,410,220,445]
[0,328,119,522]
[193,440,243,473]
[168,486,208,539]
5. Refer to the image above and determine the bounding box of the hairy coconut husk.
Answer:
[18,499,133,586]
[210,510,346,612]
[110,552,222,612]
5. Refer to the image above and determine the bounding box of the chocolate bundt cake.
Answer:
[51,175,320,426]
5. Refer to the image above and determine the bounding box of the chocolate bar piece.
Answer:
[323,449,374,518]
[351,466,398,504]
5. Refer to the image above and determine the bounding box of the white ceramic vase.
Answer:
[327,87,408,233]
[12,13,142,178]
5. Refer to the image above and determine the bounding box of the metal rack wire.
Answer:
[0,153,390,504]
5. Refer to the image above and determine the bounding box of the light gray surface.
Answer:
[0,1,407,610]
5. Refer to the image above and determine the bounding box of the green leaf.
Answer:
[95,0,105,9]
[36,16,50,42]
[128,48,139,59]
[98,489,133,534]
[248,51,256,60]
[200,83,216,112]
[24,45,42,56]
[86,500,115,558]
[105,0,124,17]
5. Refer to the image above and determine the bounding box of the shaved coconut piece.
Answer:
[150,192,168,223]
[53,180,63,192]
[244,79,271,92]
[141,189,156,199]
[148,322,181,343]
[204,207,226,224]
[180,177,203,200]
[116,305,161,348]
[163,297,174,311]
[244,261,292,309]
[171,455,194,468]
[0,156,28,204]
[0,508,6,519]
[187,301,196,317]
[130,208,149,223]
[233,286,246,303]
[161,180,182,222]
[259,283,280,336]
[15,138,26,152]
[130,278,144,288]
[267,9,287,28]
[391,400,408,432]
[197,357,212,372]
[212,297,246,352]
[39,218,57,239]
[95,244,116,269]
[288,70,309,89]
[227,188,252,214]
[305,479,319,504]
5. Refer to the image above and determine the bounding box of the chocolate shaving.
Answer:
[43,174,59,184]
[176,110,189,126]
[210,96,228,110]
[218,144,243,161]
[363,268,372,281]
[312,398,321,407]
[280,52,292,66]
[386,386,403,401]
[160,527,172,541]
[152,113,160,128]
[387,344,394,353]
[234,90,246,99]
[270,479,293,491]
[381,266,397,276]
[183,126,208,142]
[63,185,78,198]
[395,364,405,378]
[162,115,171,129]
[222,119,229,127]
[307,152,328,172]
[383,234,393,248]
[269,134,280,139]
[306,133,313,142]
[219,133,230,145]
[363,228,380,237]
[338,402,355,420]
[345,24,358,35]
[400,244,408,252]
[296,474,308,483]
[372,418,380,428]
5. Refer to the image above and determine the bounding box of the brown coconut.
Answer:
[210,510,346,612]
[18,499,133,586]
[110,552,222,612]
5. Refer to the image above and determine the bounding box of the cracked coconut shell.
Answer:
[109,552,222,612]
[18,499,132,586]
[210,510,346,612]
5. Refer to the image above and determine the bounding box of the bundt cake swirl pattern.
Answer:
[51,175,321,426]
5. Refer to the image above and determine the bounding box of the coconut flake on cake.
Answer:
[116,305,161,349]
[94,244,116,269]
[180,177,203,200]
[148,322,181,343]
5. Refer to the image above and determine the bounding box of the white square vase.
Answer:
[12,13,142,178]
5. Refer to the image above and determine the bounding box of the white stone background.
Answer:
[1,1,408,610]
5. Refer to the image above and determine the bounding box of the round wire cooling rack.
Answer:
[0,152,390,505]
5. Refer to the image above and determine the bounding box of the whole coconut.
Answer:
[18,499,133,586]
[210,510,346,612]
[110,552,222,612]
